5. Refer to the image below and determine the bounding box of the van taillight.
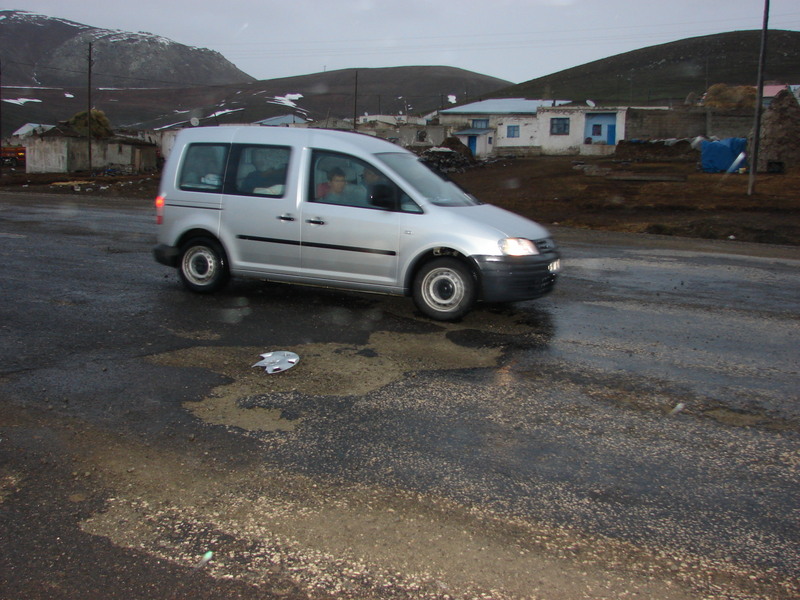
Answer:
[155,195,165,225]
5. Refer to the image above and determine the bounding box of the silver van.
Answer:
[153,126,559,320]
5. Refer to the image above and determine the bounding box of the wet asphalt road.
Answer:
[0,192,798,599]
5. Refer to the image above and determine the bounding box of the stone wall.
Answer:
[626,108,751,140]
[757,89,800,172]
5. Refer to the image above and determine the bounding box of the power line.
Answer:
[215,24,800,69]
[209,12,800,56]
[1,59,238,88]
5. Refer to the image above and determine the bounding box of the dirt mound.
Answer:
[614,139,698,161]
[450,155,800,246]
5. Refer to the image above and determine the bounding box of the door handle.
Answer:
[277,214,295,222]
[305,218,325,225]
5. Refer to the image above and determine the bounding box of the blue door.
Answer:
[468,135,477,155]
[607,124,617,145]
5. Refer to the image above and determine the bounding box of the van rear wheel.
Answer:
[413,257,476,321]
[178,237,230,293]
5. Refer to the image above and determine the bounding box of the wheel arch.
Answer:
[177,228,226,255]
[403,247,480,296]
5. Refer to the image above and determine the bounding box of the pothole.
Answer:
[149,330,503,432]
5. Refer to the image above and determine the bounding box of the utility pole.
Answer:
[0,59,4,178]
[748,0,770,196]
[352,70,358,131]
[87,42,94,174]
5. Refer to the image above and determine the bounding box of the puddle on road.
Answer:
[150,329,505,432]
[703,407,770,428]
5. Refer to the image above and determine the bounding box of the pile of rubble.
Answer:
[418,137,475,173]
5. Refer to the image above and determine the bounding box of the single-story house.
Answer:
[25,124,158,174]
[536,105,629,155]
[439,98,568,157]
[11,123,55,138]
[438,98,628,157]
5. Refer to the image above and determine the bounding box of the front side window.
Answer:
[231,145,290,197]
[550,118,570,136]
[179,144,228,192]
[507,125,520,138]
[310,151,420,212]
[592,123,602,136]
[472,118,489,129]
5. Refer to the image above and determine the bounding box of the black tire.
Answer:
[412,257,476,321]
[178,236,230,293]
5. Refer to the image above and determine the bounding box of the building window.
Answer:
[550,118,570,135]
[472,118,489,128]
[592,124,602,136]
[507,125,520,138]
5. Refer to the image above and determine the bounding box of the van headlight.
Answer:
[499,237,539,256]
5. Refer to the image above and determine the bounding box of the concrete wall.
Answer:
[625,108,751,140]
[579,144,617,157]
[27,137,157,173]
[26,137,71,173]
[707,113,755,139]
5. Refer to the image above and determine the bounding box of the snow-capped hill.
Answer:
[0,9,254,88]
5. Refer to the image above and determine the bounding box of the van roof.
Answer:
[174,126,408,156]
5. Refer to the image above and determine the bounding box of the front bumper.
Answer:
[153,243,180,268]
[473,252,560,303]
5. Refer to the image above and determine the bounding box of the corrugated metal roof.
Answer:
[256,114,307,126]
[441,98,570,115]
[763,84,788,97]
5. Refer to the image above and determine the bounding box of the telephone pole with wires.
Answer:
[748,0,770,196]
[87,42,94,173]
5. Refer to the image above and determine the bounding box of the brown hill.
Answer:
[0,65,512,137]
[492,30,800,106]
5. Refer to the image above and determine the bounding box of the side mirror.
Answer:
[369,183,396,210]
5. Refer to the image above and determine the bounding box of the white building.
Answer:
[438,98,628,157]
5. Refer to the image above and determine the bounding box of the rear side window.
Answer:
[178,143,229,192]
[229,145,291,197]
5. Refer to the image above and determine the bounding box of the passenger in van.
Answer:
[362,167,387,197]
[320,167,362,205]
[360,167,418,212]
[241,149,287,194]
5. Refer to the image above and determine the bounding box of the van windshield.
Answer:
[376,152,481,207]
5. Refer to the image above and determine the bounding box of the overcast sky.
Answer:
[7,0,800,84]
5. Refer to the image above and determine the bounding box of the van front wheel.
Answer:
[178,237,230,293]
[413,258,476,320]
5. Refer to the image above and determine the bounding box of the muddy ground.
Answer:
[1,152,798,245]
[453,154,800,246]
